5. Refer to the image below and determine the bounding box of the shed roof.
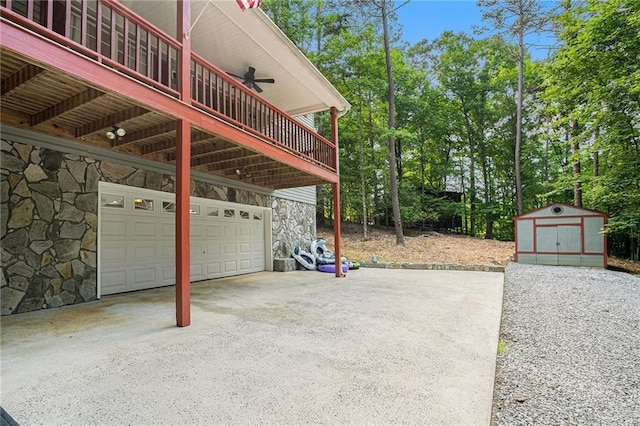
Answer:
[514,203,607,220]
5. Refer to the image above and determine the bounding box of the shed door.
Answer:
[536,225,581,265]
[99,183,268,296]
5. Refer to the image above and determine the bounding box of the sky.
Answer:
[395,0,558,60]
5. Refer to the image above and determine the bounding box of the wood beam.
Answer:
[30,88,103,126]
[74,105,148,137]
[1,64,44,97]
[206,154,263,172]
[157,132,216,161]
[253,174,326,189]
[141,130,213,155]
[112,121,176,147]
[191,146,245,167]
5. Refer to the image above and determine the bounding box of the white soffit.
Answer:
[120,0,350,117]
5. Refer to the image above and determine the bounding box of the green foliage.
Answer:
[265,0,639,259]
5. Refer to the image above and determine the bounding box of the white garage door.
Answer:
[98,182,271,296]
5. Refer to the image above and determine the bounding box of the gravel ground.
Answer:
[493,263,640,425]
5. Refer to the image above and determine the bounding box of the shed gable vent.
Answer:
[551,205,564,215]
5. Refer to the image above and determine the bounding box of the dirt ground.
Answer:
[318,223,514,266]
[318,223,640,275]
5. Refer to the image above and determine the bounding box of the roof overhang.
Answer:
[121,0,350,117]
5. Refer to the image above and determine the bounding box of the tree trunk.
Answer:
[368,96,380,226]
[381,1,404,245]
[359,100,369,241]
[544,136,550,204]
[515,26,525,215]
[571,120,582,207]
[462,109,476,237]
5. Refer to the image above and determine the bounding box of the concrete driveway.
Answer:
[1,268,503,425]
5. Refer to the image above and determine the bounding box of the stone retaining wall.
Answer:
[1,138,315,315]
[358,262,505,273]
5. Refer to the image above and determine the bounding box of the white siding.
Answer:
[295,113,315,129]
[273,186,317,204]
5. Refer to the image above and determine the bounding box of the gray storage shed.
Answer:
[514,203,608,267]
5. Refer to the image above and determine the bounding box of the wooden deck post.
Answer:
[176,0,191,327]
[331,107,342,277]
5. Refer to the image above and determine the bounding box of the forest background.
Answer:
[261,0,639,261]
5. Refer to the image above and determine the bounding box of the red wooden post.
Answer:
[175,0,191,327]
[331,107,342,277]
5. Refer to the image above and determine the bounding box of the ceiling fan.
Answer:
[227,66,275,93]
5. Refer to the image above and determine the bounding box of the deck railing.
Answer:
[0,0,336,172]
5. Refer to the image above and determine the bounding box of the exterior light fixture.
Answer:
[106,126,126,140]
[235,166,251,178]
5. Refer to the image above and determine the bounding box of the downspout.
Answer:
[331,106,343,277]
[175,0,192,327]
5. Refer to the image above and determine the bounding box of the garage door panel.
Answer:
[190,264,203,281]
[101,270,126,295]
[239,226,253,237]
[223,224,236,238]
[239,242,251,255]
[133,267,156,286]
[239,259,252,271]
[223,243,237,255]
[205,242,220,256]
[102,243,127,262]
[160,222,174,237]
[102,219,126,237]
[224,261,238,273]
[131,220,156,237]
[161,243,174,260]
[206,262,221,276]
[100,183,268,296]
[132,243,156,261]
[161,266,175,282]
[206,225,221,238]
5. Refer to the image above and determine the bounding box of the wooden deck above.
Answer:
[0,0,339,190]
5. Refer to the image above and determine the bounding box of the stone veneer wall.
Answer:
[1,138,316,315]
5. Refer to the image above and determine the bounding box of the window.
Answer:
[207,206,219,217]
[190,204,200,215]
[224,208,235,218]
[134,198,154,211]
[240,210,250,219]
[162,201,175,213]
[253,212,263,221]
[101,194,124,208]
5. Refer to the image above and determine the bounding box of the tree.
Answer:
[542,0,640,259]
[478,0,552,215]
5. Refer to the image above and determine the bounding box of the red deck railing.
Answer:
[0,0,336,172]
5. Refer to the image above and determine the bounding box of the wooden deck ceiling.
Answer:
[2,48,334,189]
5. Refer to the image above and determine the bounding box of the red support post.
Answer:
[175,119,191,327]
[331,107,342,277]
[175,0,192,327]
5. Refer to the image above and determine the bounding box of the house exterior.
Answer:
[513,203,608,268]
[0,0,350,325]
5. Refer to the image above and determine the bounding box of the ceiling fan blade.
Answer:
[253,78,275,84]
[252,82,263,93]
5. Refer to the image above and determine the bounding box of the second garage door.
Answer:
[99,182,271,296]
